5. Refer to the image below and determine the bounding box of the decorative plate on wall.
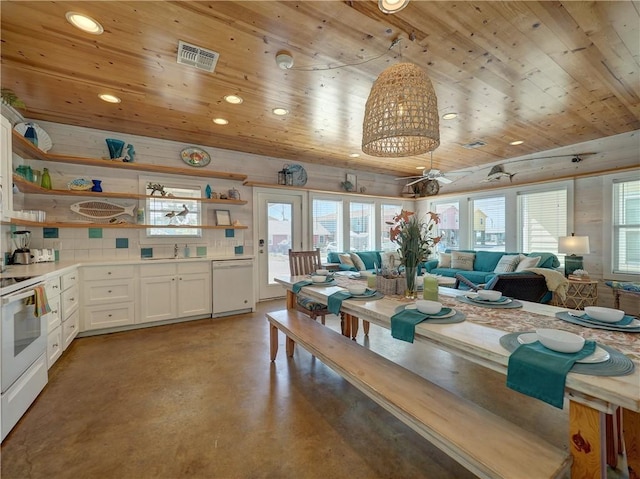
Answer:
[286,164,307,186]
[180,146,211,167]
[14,122,53,152]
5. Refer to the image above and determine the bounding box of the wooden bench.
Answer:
[267,309,571,479]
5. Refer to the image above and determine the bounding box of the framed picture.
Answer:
[214,209,232,226]
[346,173,357,192]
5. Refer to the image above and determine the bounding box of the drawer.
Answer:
[61,269,79,291]
[62,308,79,350]
[47,326,62,369]
[178,261,210,274]
[46,295,61,331]
[61,284,79,318]
[82,265,135,281]
[83,279,134,305]
[83,303,135,331]
[44,277,60,298]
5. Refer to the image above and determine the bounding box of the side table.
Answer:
[553,279,598,310]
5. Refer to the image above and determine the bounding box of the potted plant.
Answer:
[1,88,26,125]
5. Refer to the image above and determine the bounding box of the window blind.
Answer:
[613,179,640,274]
[518,189,567,254]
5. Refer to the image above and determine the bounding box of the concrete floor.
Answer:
[0,299,628,479]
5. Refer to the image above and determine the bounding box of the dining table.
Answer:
[275,274,640,479]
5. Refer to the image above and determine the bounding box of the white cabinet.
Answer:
[139,261,211,324]
[44,276,62,368]
[0,115,14,221]
[60,269,79,349]
[81,265,136,331]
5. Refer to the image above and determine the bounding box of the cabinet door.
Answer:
[139,276,177,323]
[0,115,14,220]
[177,272,211,318]
[62,308,79,350]
[47,326,62,369]
[45,294,61,331]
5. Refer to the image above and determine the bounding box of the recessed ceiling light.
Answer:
[224,94,243,104]
[349,153,360,158]
[213,118,229,125]
[510,140,524,146]
[442,112,458,120]
[98,93,121,103]
[416,166,425,170]
[378,0,410,14]
[272,107,289,116]
[66,12,104,34]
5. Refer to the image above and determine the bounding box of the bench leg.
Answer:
[569,400,605,479]
[269,324,279,361]
[286,337,295,357]
[622,408,640,479]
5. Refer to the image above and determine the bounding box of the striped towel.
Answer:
[26,285,51,317]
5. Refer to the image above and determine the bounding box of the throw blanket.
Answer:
[525,268,569,300]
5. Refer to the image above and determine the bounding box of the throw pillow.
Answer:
[438,252,451,268]
[381,251,400,270]
[451,251,475,271]
[493,254,521,273]
[338,253,354,267]
[350,253,366,271]
[516,255,541,271]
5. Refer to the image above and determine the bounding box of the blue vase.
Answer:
[205,184,212,199]
[91,180,103,192]
[105,138,125,159]
[24,124,38,147]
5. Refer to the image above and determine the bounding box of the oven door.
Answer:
[1,284,47,392]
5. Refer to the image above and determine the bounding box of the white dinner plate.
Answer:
[404,304,457,319]
[14,122,53,152]
[469,296,512,305]
[517,333,610,364]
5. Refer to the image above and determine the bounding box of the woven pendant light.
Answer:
[362,63,440,157]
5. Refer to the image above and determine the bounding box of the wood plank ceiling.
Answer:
[1,1,639,186]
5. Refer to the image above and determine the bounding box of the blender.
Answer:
[11,230,32,264]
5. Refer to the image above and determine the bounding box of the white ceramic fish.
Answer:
[70,200,136,219]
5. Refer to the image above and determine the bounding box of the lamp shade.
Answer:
[558,235,590,255]
[362,63,440,157]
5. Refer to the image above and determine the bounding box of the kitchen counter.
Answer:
[0,255,254,295]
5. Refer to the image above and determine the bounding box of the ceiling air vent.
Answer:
[462,140,487,149]
[177,40,219,72]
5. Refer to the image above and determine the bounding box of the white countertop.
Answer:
[0,255,254,295]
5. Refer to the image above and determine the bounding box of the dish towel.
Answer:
[390,309,429,343]
[507,340,596,409]
[292,280,313,294]
[27,285,51,318]
[327,291,352,315]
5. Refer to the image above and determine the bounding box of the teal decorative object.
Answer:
[205,184,212,199]
[24,123,38,146]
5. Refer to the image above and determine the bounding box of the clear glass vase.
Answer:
[404,264,419,299]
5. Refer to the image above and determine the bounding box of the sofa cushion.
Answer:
[326,252,341,264]
[356,251,381,270]
[381,251,401,270]
[516,255,541,271]
[474,251,507,272]
[350,252,366,271]
[494,254,521,273]
[438,252,451,268]
[451,251,475,271]
[338,253,354,267]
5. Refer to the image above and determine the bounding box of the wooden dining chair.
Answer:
[288,249,328,324]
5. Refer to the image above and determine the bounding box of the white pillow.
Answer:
[338,253,354,267]
[493,254,521,273]
[438,252,451,268]
[515,255,541,272]
[350,253,366,271]
[381,251,400,270]
[451,251,475,271]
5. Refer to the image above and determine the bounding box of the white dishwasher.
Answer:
[211,259,255,317]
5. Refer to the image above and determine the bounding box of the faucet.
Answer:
[174,244,178,258]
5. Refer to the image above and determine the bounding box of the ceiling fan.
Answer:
[395,153,460,196]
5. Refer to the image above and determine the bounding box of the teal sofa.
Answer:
[326,251,382,272]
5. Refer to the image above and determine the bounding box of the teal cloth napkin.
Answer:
[292,280,313,294]
[507,340,596,409]
[390,309,429,343]
[581,313,635,326]
[327,291,352,315]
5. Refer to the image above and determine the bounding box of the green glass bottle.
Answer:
[41,167,52,189]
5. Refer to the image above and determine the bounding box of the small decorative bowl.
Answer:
[315,269,329,276]
[536,329,585,353]
[584,306,625,323]
[311,275,326,283]
[348,284,367,295]
[477,290,502,301]
[415,300,442,315]
[68,178,93,191]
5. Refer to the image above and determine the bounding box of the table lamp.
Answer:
[558,234,590,277]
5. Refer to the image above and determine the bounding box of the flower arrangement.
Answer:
[387,209,441,297]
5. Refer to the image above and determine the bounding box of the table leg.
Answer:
[350,314,359,340]
[286,290,296,310]
[342,313,351,338]
[269,324,279,361]
[622,408,640,479]
[606,410,618,469]
[363,320,370,336]
[569,400,606,479]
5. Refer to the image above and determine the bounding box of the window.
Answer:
[146,183,202,237]
[432,201,459,251]
[312,198,343,261]
[471,196,505,252]
[613,179,640,274]
[381,204,400,251]
[349,202,375,251]
[518,188,567,254]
